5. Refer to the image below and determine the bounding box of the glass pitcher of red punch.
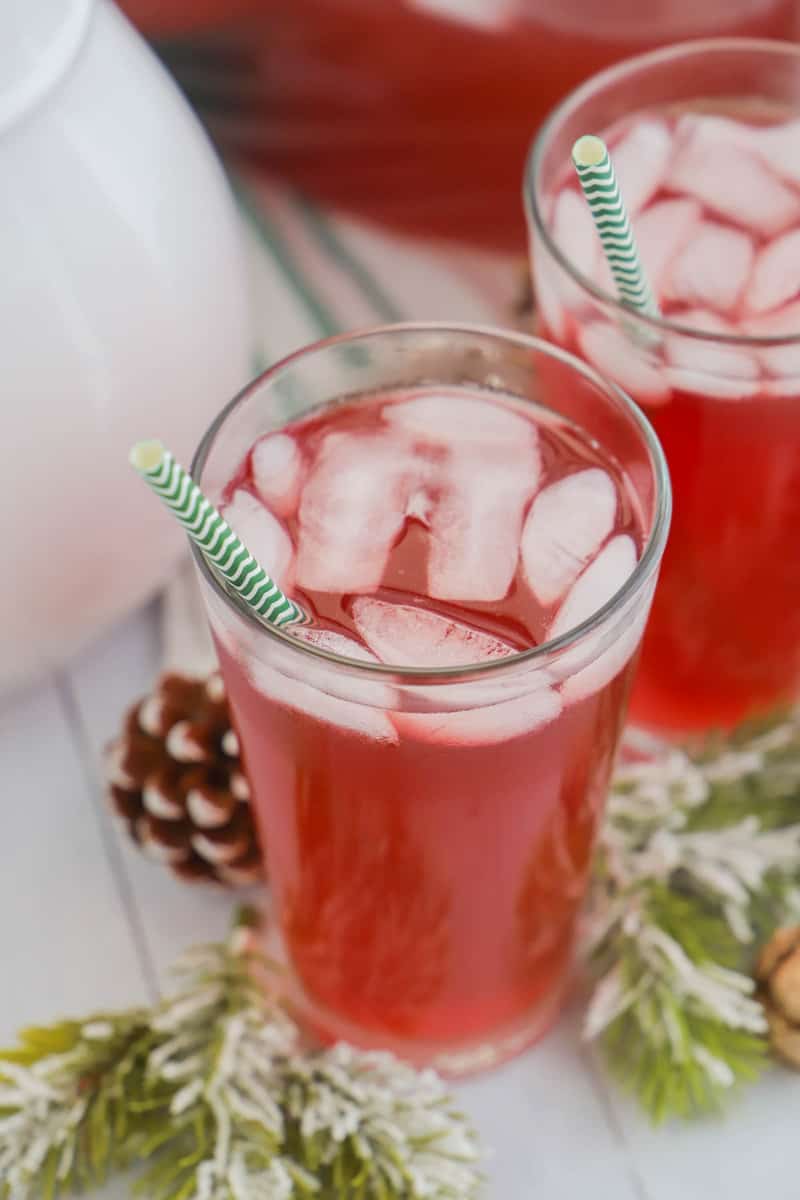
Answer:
[120,0,797,250]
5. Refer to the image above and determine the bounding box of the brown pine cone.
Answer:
[105,672,263,887]
[755,926,800,1069]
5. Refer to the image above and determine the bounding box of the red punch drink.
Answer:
[130,1,795,250]
[194,326,669,1072]
[528,40,800,736]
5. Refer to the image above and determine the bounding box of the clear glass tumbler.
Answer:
[526,39,800,736]
[192,324,670,1073]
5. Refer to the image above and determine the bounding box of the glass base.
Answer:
[264,921,566,1079]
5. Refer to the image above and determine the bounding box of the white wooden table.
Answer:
[1,600,797,1198]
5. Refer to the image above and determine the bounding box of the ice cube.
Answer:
[246,657,398,743]
[392,685,562,746]
[671,308,731,336]
[744,228,800,316]
[667,113,753,153]
[756,348,800,381]
[549,535,638,641]
[744,298,800,338]
[664,113,800,190]
[552,187,602,308]
[665,220,754,313]
[427,448,539,602]
[406,486,433,526]
[670,117,799,237]
[742,300,800,378]
[763,376,800,398]
[251,432,304,518]
[383,390,536,448]
[405,666,554,711]
[559,597,650,704]
[553,187,600,263]
[669,114,800,190]
[520,469,618,607]
[221,490,294,589]
[611,117,674,216]
[665,313,761,400]
[633,198,702,295]
[351,596,517,669]
[295,432,419,593]
[592,248,614,297]
[665,370,760,402]
[292,625,379,664]
[577,322,671,407]
[743,119,800,190]
[669,305,762,381]
[290,625,399,709]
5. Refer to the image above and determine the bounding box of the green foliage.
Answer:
[282,1048,481,1200]
[601,987,767,1123]
[594,889,768,1122]
[0,1010,152,1198]
[587,711,800,1123]
[0,920,481,1200]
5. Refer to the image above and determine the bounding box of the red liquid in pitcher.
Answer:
[212,386,646,1060]
[141,0,795,250]
[541,107,800,733]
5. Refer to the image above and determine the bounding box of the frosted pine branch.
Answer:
[0,913,484,1200]
[603,819,800,941]
[283,1044,483,1199]
[586,911,766,1042]
[0,1013,150,1200]
[602,713,800,939]
[584,710,800,1120]
[136,926,482,1200]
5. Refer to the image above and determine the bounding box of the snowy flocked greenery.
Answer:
[0,915,482,1200]
[586,712,800,1120]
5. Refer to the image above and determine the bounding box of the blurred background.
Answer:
[122,0,799,249]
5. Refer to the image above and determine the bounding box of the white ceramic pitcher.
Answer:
[0,0,252,693]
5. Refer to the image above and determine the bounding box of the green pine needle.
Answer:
[594,895,769,1122]
[0,915,481,1200]
[587,709,800,1123]
[0,1010,153,1199]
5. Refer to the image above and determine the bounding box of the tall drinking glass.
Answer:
[192,325,670,1073]
[526,40,800,735]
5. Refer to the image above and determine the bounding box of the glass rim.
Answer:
[191,321,671,682]
[524,36,800,349]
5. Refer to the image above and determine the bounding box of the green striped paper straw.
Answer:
[572,135,661,319]
[130,441,309,629]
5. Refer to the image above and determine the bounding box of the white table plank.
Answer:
[460,1008,647,1200]
[65,600,240,983]
[0,678,150,1036]
[605,1068,799,1200]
